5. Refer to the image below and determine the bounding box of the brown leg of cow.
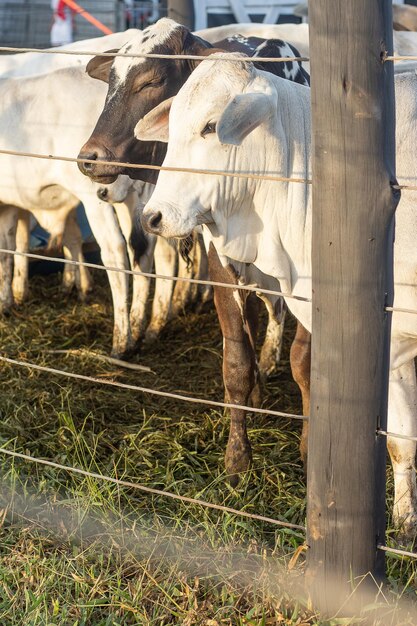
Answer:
[208,243,257,486]
[245,292,262,408]
[289,321,311,470]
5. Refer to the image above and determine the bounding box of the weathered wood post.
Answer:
[306,0,399,614]
[167,0,194,29]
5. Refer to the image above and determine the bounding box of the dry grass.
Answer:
[0,270,415,625]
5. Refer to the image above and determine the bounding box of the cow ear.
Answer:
[217,92,275,146]
[183,31,224,70]
[86,49,118,82]
[188,46,226,71]
[393,22,410,31]
[134,97,174,143]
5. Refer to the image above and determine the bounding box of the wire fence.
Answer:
[0,446,305,533]
[1,43,417,64]
[1,31,417,582]
[0,355,305,421]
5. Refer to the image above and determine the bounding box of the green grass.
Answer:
[0,270,415,625]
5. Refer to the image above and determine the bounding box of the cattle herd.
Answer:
[0,17,416,540]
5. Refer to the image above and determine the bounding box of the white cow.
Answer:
[136,58,417,537]
[0,32,198,350]
[0,30,138,309]
[0,30,138,78]
[0,67,146,357]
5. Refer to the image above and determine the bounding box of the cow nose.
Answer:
[142,209,163,234]
[97,186,108,201]
[78,151,98,176]
[150,211,162,229]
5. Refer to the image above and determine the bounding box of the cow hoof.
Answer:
[12,294,28,307]
[144,328,160,344]
[225,442,252,487]
[61,282,75,296]
[129,336,144,353]
[0,299,13,316]
[77,291,93,304]
[394,513,417,544]
[228,473,240,489]
[12,287,29,306]
[110,346,136,361]
[130,324,147,351]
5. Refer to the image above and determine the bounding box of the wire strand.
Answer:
[0,148,312,185]
[377,544,417,559]
[385,306,417,315]
[1,47,417,65]
[377,430,417,443]
[386,55,417,62]
[392,183,417,192]
[3,249,417,316]
[0,446,306,533]
[0,355,307,421]
[0,46,308,63]
[0,248,311,303]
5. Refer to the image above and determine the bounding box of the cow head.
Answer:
[137,54,278,260]
[78,18,220,185]
[96,173,135,203]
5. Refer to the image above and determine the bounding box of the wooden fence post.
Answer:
[306,0,399,614]
[167,0,194,29]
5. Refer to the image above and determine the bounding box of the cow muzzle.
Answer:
[141,208,163,235]
[77,143,121,184]
[141,204,197,239]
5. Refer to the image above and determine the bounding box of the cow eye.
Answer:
[133,78,165,94]
[201,122,217,138]
[146,78,165,89]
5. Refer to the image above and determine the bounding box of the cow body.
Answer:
[77,18,311,482]
[0,30,141,309]
[139,58,417,536]
[0,67,146,357]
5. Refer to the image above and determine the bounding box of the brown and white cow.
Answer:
[77,18,311,484]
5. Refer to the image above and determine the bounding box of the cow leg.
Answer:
[12,209,30,305]
[258,298,286,382]
[208,244,256,486]
[130,232,156,345]
[195,233,212,310]
[145,236,176,342]
[0,205,17,313]
[387,360,417,540]
[113,194,156,347]
[61,211,93,300]
[82,199,132,359]
[244,291,262,408]
[171,238,194,317]
[172,233,213,314]
[289,322,311,469]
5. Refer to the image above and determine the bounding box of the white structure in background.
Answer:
[193,1,302,30]
[123,1,159,28]
[293,1,413,21]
